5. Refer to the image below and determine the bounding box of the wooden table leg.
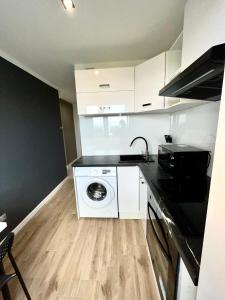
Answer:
[0,262,11,300]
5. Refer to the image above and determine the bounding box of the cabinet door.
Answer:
[75,67,134,93]
[139,172,148,236]
[135,52,165,112]
[77,91,134,115]
[182,0,225,71]
[165,50,182,108]
[118,166,140,219]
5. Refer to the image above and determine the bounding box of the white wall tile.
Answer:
[170,102,220,175]
[79,114,171,155]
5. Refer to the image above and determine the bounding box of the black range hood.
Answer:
[159,43,225,101]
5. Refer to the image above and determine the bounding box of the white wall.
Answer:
[196,68,225,300]
[178,0,224,176]
[73,101,82,158]
[79,114,170,155]
[170,102,220,175]
[182,0,225,69]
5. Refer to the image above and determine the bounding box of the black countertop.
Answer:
[72,155,209,285]
[72,155,143,167]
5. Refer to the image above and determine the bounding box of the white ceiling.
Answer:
[0,0,187,102]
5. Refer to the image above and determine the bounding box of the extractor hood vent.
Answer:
[159,44,225,101]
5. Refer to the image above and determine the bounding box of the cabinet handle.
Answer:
[142,103,152,107]
[99,84,110,88]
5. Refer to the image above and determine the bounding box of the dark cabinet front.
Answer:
[147,191,178,300]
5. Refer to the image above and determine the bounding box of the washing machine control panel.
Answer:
[102,169,111,175]
[74,167,117,177]
[90,168,112,176]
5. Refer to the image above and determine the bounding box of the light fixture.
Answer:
[61,0,75,10]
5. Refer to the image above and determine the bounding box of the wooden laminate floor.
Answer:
[2,179,160,300]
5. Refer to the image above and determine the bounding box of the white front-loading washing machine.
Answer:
[74,167,118,218]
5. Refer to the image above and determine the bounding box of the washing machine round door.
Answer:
[83,178,115,208]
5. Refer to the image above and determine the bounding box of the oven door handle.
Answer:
[148,202,172,262]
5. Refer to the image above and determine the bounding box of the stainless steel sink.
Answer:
[119,154,154,163]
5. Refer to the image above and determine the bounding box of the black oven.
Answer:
[147,189,179,300]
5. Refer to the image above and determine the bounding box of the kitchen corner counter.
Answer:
[72,155,209,285]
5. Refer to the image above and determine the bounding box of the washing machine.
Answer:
[74,167,118,218]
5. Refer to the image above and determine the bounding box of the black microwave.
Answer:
[158,144,209,179]
[158,145,209,202]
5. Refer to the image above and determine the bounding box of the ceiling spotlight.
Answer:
[61,0,75,10]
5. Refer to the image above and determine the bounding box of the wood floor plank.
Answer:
[1,178,160,300]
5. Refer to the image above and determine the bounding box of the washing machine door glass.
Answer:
[87,183,107,201]
[83,178,115,208]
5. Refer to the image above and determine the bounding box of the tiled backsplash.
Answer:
[79,114,171,155]
[170,102,220,175]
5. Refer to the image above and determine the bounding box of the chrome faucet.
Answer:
[130,136,149,161]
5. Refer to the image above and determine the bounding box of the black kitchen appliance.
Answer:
[164,135,173,143]
[158,144,209,202]
[159,43,225,101]
[147,190,179,300]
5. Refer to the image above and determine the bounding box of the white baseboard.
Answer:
[13,177,68,235]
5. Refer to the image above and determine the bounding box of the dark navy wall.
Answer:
[0,57,67,234]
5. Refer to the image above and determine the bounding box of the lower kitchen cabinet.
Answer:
[139,170,148,235]
[117,166,140,219]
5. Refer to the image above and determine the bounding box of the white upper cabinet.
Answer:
[165,50,182,108]
[164,33,183,108]
[135,52,165,112]
[76,91,134,115]
[75,67,135,115]
[182,0,225,70]
[75,67,134,93]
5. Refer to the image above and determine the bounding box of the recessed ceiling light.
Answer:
[61,0,75,10]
